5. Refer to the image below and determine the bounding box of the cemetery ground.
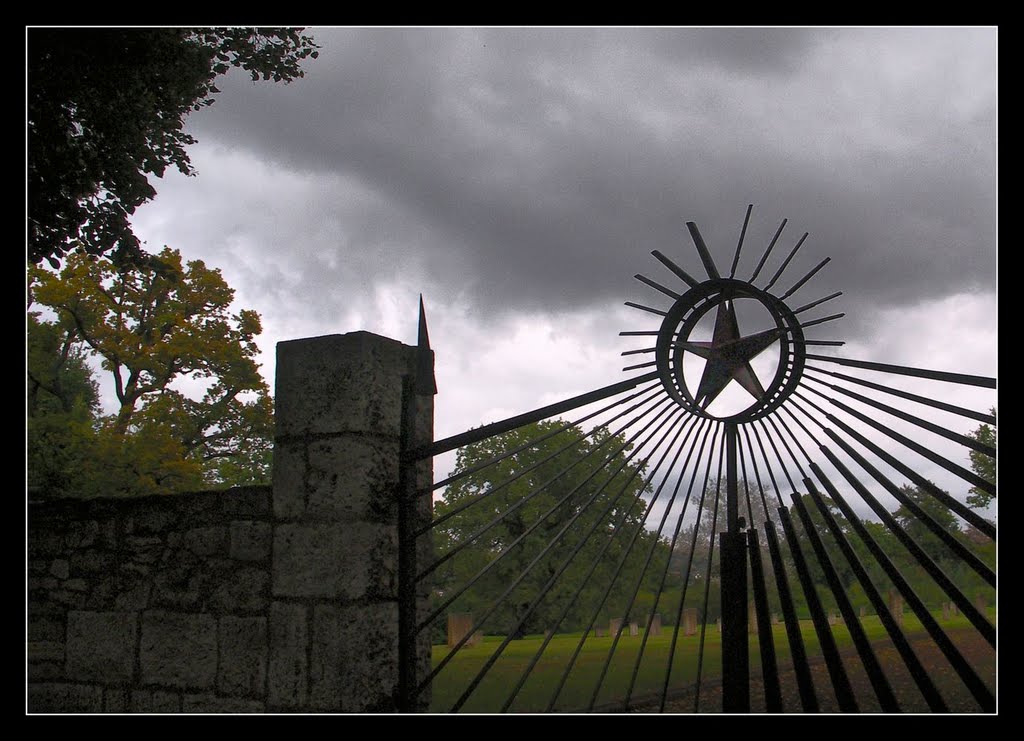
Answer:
[430,609,996,713]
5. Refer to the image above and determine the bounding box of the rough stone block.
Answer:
[114,581,152,611]
[29,617,64,642]
[183,694,266,713]
[268,602,307,709]
[310,602,400,712]
[218,616,267,697]
[65,611,136,683]
[229,521,272,562]
[29,641,65,663]
[271,441,306,520]
[104,687,129,713]
[209,567,270,613]
[273,522,397,599]
[140,611,217,689]
[130,689,181,713]
[274,332,413,439]
[28,683,103,713]
[50,559,70,580]
[183,526,226,557]
[65,520,100,548]
[306,435,400,522]
[70,549,117,575]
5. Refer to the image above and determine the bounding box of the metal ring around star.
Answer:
[655,278,806,423]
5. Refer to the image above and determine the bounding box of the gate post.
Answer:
[271,331,433,712]
[720,423,750,712]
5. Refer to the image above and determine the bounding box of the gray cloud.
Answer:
[173,26,994,345]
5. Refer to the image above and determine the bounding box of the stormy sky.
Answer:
[125,26,997,520]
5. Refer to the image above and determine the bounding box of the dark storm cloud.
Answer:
[179,27,995,344]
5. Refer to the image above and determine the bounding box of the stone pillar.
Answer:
[629,622,639,636]
[447,613,479,647]
[271,332,433,712]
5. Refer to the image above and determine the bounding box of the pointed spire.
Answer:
[416,294,437,396]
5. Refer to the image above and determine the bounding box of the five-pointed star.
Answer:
[677,297,782,410]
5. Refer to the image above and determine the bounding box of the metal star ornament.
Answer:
[677,294,782,410]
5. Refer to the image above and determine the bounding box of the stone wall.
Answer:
[27,330,434,713]
[28,487,273,712]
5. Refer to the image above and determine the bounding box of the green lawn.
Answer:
[429,610,995,713]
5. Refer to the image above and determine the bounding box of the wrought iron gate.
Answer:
[396,206,996,713]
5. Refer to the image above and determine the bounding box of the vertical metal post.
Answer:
[720,423,749,712]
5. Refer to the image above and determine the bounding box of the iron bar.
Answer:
[779,257,831,301]
[803,386,995,497]
[795,390,995,540]
[805,419,993,587]
[692,431,726,712]
[806,458,996,711]
[792,290,843,316]
[619,330,661,336]
[808,442,996,645]
[805,365,996,425]
[743,422,819,711]
[738,437,783,712]
[777,423,949,712]
[450,409,697,712]
[803,375,995,458]
[758,419,858,711]
[418,387,665,547]
[747,528,783,712]
[419,402,686,699]
[794,340,845,347]
[720,423,749,712]
[777,505,859,711]
[410,370,660,460]
[749,218,787,283]
[763,232,809,291]
[729,204,754,278]
[651,249,700,289]
[501,416,713,712]
[796,312,845,331]
[426,381,662,494]
[623,419,716,709]
[622,361,658,372]
[583,417,709,712]
[622,347,656,356]
[544,420,720,712]
[791,481,900,711]
[624,300,668,316]
[635,273,682,300]
[418,395,674,603]
[804,354,997,389]
[686,221,722,280]
[654,424,721,711]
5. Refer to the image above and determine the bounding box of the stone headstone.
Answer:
[682,608,698,636]
[951,602,959,616]
[859,606,867,618]
[974,593,987,613]
[469,631,482,647]
[447,613,477,647]
[629,622,639,636]
[748,602,758,634]
[771,613,780,625]
[942,602,951,620]
[648,613,662,636]
[716,617,722,633]
[595,627,607,638]
[828,614,837,626]
[888,591,904,628]
[544,629,553,640]
[609,618,623,636]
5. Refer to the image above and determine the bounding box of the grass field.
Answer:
[429,610,996,713]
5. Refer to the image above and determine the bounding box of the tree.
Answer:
[28,247,273,495]
[966,409,996,510]
[28,27,319,267]
[433,420,663,637]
